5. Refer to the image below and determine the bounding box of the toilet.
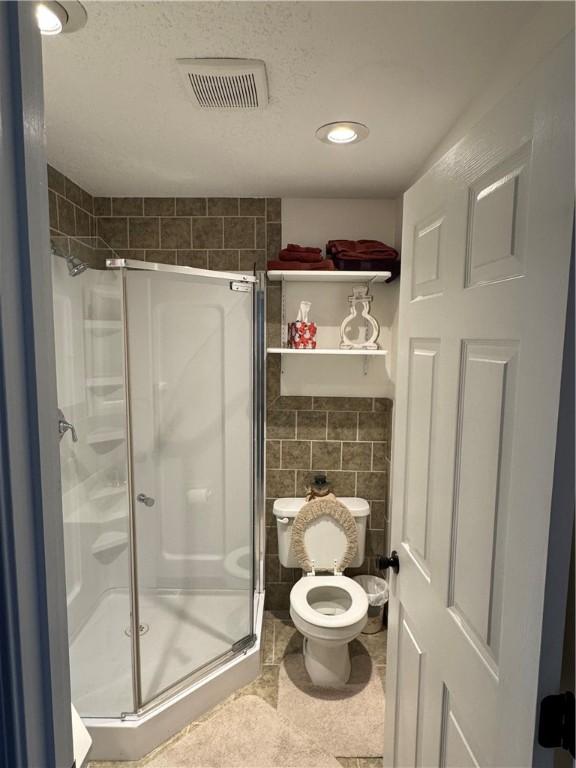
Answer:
[273,496,370,687]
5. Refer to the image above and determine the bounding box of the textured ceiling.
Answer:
[42,1,541,197]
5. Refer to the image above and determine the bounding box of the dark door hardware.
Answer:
[538,691,575,757]
[378,550,400,574]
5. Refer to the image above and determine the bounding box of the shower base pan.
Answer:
[82,590,264,761]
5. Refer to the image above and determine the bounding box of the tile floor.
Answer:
[89,610,387,768]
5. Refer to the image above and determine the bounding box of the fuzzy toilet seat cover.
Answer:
[291,494,358,572]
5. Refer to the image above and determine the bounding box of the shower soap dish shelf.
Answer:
[91,531,128,556]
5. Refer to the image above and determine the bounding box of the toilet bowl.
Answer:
[290,574,368,686]
[274,495,370,687]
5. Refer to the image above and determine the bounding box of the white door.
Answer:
[384,35,574,768]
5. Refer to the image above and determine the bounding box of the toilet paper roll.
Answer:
[186,488,211,505]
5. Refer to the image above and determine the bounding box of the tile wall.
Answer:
[47,165,392,611]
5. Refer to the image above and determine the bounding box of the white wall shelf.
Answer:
[267,347,387,356]
[267,270,391,283]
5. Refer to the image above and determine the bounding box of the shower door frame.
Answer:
[107,258,265,717]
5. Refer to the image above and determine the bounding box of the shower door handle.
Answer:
[136,493,155,507]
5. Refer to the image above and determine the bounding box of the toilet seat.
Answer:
[290,575,368,629]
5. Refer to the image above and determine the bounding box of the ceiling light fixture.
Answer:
[316,122,369,145]
[36,1,87,36]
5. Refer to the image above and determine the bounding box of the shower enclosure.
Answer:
[52,252,264,755]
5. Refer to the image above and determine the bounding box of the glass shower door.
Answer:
[124,266,255,707]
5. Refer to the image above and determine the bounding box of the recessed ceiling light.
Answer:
[316,122,369,145]
[36,1,87,36]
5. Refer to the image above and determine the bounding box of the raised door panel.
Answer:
[412,215,445,300]
[394,613,424,768]
[449,342,518,667]
[465,144,531,287]
[440,688,480,768]
[402,340,439,574]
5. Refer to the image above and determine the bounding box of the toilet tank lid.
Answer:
[272,497,370,518]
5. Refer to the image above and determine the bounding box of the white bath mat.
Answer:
[276,652,385,757]
[141,694,341,767]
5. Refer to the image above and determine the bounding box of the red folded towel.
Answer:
[267,259,335,271]
[335,250,398,262]
[279,249,323,263]
[326,239,399,260]
[286,244,322,254]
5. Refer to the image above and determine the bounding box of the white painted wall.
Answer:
[282,198,398,253]
[412,3,574,182]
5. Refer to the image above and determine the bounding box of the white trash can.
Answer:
[354,575,389,634]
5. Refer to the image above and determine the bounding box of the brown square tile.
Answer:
[266,440,281,469]
[357,471,387,500]
[311,441,342,470]
[94,197,111,216]
[328,412,357,441]
[265,553,279,582]
[80,189,94,215]
[112,197,143,216]
[265,499,276,526]
[266,222,281,259]
[266,285,282,347]
[145,249,176,264]
[239,198,265,216]
[57,196,76,235]
[207,198,238,216]
[144,198,175,216]
[370,500,387,529]
[239,249,266,271]
[273,396,313,411]
[48,190,58,231]
[98,216,129,248]
[64,177,84,207]
[268,410,296,439]
[372,442,388,470]
[266,525,278,554]
[267,469,295,498]
[342,442,372,470]
[313,396,373,412]
[297,411,327,440]
[193,217,223,249]
[358,412,387,442]
[129,217,159,248]
[75,207,90,237]
[367,529,385,557]
[177,250,207,269]
[281,440,312,469]
[374,398,393,413]
[256,217,266,249]
[266,198,281,223]
[265,583,292,611]
[176,198,206,216]
[47,165,65,195]
[208,250,239,271]
[160,217,191,248]
[266,355,281,405]
[296,470,356,496]
[224,217,255,249]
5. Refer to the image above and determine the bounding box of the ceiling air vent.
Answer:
[177,59,268,110]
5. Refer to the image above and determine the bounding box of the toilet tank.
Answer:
[273,497,370,570]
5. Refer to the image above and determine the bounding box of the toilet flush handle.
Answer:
[277,517,290,525]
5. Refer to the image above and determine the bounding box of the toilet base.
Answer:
[303,637,351,687]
